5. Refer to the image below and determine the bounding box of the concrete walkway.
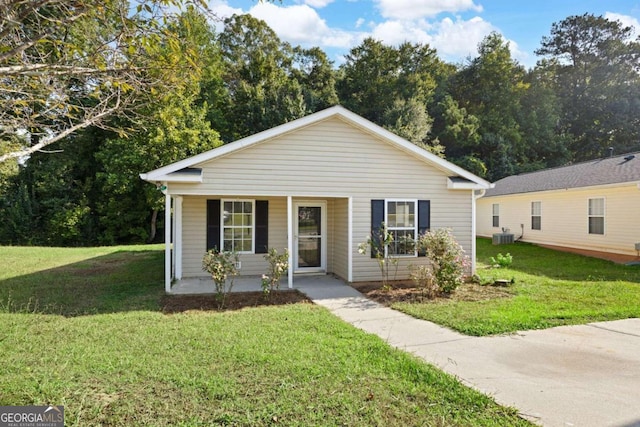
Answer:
[296,276,640,427]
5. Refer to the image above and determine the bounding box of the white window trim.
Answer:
[221,199,256,254]
[492,203,500,228]
[587,197,606,236]
[531,201,542,231]
[385,199,418,258]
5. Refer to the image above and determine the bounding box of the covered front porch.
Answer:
[163,194,353,293]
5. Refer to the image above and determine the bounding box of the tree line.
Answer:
[1,3,639,246]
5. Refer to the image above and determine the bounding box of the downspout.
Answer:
[471,188,486,275]
[162,182,172,293]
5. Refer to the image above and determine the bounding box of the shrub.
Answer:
[358,223,400,291]
[417,228,468,293]
[202,248,239,309]
[490,253,513,268]
[261,248,289,299]
[409,264,439,299]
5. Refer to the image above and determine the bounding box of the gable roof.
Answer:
[140,105,491,189]
[484,152,640,197]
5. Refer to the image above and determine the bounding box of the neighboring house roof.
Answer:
[140,105,492,190]
[484,152,640,197]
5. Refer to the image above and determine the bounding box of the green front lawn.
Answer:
[393,238,640,336]
[0,246,530,426]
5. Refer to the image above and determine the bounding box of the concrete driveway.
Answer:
[296,276,640,427]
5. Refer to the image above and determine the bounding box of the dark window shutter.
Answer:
[371,200,385,258]
[255,200,269,254]
[206,200,221,251]
[417,200,430,257]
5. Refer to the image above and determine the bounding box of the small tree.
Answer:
[261,248,289,299]
[202,248,239,309]
[417,228,468,293]
[358,223,400,290]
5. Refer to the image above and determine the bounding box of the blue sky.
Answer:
[209,0,640,68]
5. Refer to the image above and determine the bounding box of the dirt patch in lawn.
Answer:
[351,281,514,305]
[161,290,311,313]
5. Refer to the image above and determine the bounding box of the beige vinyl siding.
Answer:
[174,116,474,282]
[477,184,640,256]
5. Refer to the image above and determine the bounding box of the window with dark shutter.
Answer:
[417,200,430,257]
[208,199,268,253]
[255,200,269,254]
[370,200,385,258]
[370,199,430,258]
[206,199,221,251]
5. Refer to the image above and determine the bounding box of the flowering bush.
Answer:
[417,228,469,293]
[261,248,289,298]
[202,248,239,308]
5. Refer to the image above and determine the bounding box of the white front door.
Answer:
[294,202,327,272]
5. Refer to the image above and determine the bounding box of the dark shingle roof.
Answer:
[484,152,640,197]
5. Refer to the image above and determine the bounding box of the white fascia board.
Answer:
[447,178,495,190]
[147,174,202,183]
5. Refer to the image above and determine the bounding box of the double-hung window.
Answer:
[385,200,417,256]
[588,198,605,235]
[531,201,541,230]
[222,200,254,252]
[492,204,500,228]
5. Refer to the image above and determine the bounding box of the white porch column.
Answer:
[164,189,172,293]
[287,195,293,288]
[348,197,353,282]
[175,196,183,280]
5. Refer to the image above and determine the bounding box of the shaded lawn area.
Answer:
[0,246,530,426]
[392,238,640,336]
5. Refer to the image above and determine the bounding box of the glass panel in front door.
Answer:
[298,206,322,268]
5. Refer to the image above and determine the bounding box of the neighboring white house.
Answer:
[477,152,640,257]
[140,106,492,292]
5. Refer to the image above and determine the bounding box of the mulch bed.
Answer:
[352,280,514,305]
[161,290,311,313]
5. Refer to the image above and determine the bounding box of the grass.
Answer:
[393,238,640,336]
[0,245,530,426]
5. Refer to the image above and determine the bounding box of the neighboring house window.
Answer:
[531,201,541,230]
[386,200,417,256]
[492,204,500,227]
[588,198,605,235]
[222,200,255,253]
[370,199,430,258]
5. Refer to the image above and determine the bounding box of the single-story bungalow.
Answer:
[477,152,640,256]
[140,106,492,292]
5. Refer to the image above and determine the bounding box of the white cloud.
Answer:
[605,12,640,36]
[248,2,363,48]
[302,0,335,8]
[367,15,529,66]
[430,16,495,60]
[355,17,365,28]
[375,0,482,20]
[208,0,243,32]
[370,19,433,46]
